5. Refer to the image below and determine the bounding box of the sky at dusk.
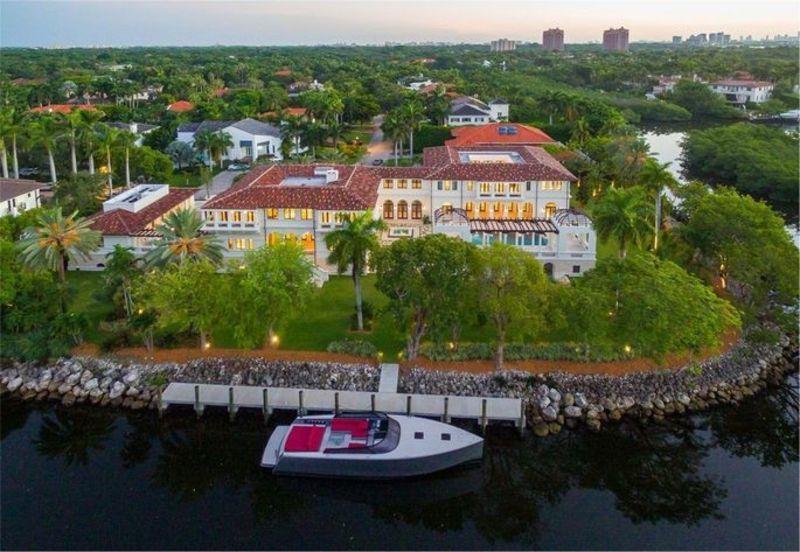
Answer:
[0,0,797,48]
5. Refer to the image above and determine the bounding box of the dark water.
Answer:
[2,375,798,551]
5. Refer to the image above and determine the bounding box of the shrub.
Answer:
[412,125,453,153]
[419,342,630,362]
[327,339,378,358]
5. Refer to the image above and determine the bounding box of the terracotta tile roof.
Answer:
[0,179,44,202]
[447,123,555,147]
[29,104,98,114]
[203,165,379,211]
[423,145,576,182]
[167,100,195,113]
[86,188,197,236]
[284,107,309,117]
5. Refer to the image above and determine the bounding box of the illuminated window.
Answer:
[466,181,474,192]
[479,201,487,213]
[284,208,296,220]
[465,201,474,218]
[246,211,255,222]
[480,183,491,194]
[383,200,394,219]
[523,202,533,220]
[542,181,563,191]
[509,183,520,194]
[301,208,313,220]
[495,183,505,194]
[411,200,422,219]
[220,211,229,222]
[507,203,519,219]
[267,208,278,219]
[441,202,453,214]
[397,200,408,219]
[205,211,215,221]
[267,232,281,246]
[321,212,331,225]
[544,202,558,218]
[383,179,393,189]
[397,179,407,189]
[412,179,422,189]
[233,211,242,222]
[493,202,503,216]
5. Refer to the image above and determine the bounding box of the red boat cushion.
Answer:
[330,418,370,438]
[284,425,325,452]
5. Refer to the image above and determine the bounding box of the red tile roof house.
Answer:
[166,100,195,113]
[201,142,596,280]
[71,184,197,271]
[446,123,556,147]
[29,104,98,115]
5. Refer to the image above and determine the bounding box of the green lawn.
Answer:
[166,167,224,188]
[341,124,374,145]
[66,271,116,343]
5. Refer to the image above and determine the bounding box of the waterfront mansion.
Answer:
[201,144,596,279]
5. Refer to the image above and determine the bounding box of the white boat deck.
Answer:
[159,381,525,432]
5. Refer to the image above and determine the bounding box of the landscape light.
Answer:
[204,342,211,350]
[448,342,455,350]
[270,334,280,346]
[624,344,632,353]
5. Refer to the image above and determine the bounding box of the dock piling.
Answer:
[194,385,202,418]
[406,395,411,416]
[370,393,376,412]
[334,392,340,415]
[228,386,236,421]
[298,390,305,416]
[480,398,488,433]
[442,396,449,423]
[261,388,270,424]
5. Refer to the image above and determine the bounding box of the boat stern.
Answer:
[260,426,290,468]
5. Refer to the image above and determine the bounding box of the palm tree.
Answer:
[27,115,63,184]
[16,207,101,283]
[192,130,214,167]
[326,119,343,148]
[208,131,233,168]
[381,112,403,166]
[103,245,141,318]
[145,208,223,267]
[401,100,425,159]
[94,123,120,196]
[116,130,138,188]
[0,107,28,178]
[639,159,678,251]
[77,109,104,175]
[324,210,386,331]
[280,115,305,159]
[590,186,652,259]
[63,111,84,174]
[165,140,195,171]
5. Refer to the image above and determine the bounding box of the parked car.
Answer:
[227,162,249,171]
[18,167,40,177]
[371,159,384,166]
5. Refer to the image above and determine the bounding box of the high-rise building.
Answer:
[672,35,682,44]
[490,38,516,52]
[542,28,565,51]
[602,27,629,52]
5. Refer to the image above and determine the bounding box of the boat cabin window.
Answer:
[441,433,451,441]
[414,432,424,439]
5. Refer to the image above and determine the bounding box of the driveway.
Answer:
[360,114,394,165]
[194,169,238,200]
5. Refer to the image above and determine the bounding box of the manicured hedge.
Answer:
[419,342,631,363]
[327,339,379,358]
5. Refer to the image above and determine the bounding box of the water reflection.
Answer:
[1,375,797,547]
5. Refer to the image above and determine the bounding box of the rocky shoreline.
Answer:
[1,327,796,437]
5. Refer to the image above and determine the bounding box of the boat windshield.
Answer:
[323,415,400,454]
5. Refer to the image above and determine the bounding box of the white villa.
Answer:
[447,97,510,127]
[709,78,773,105]
[0,179,44,217]
[201,143,596,279]
[74,184,196,270]
[177,118,284,163]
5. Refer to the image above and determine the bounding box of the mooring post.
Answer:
[370,393,376,412]
[406,395,412,416]
[480,398,488,433]
[442,396,449,423]
[518,401,526,436]
[194,385,202,419]
[228,386,236,421]
[334,392,340,415]
[262,388,271,424]
[298,390,304,416]
[157,385,164,419]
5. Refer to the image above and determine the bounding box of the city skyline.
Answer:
[0,0,798,48]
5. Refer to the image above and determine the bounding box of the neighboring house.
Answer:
[446,97,510,127]
[0,179,44,216]
[73,184,196,270]
[709,79,774,105]
[446,123,555,147]
[177,118,284,163]
[167,100,195,113]
[29,104,98,115]
[201,143,595,279]
[107,122,159,146]
[287,79,324,97]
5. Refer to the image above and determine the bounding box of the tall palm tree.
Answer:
[94,123,120,196]
[639,159,678,251]
[590,186,652,259]
[77,109,104,174]
[145,208,223,267]
[116,130,138,188]
[27,115,63,184]
[401,100,425,159]
[16,207,101,283]
[103,245,141,318]
[208,131,233,168]
[0,107,28,178]
[381,112,402,166]
[64,111,84,174]
[280,115,305,159]
[192,130,214,167]
[324,210,386,331]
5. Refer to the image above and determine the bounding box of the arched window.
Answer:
[507,203,519,219]
[493,202,503,218]
[465,201,474,218]
[397,200,408,219]
[411,201,422,219]
[522,202,533,220]
[383,200,394,219]
[441,202,453,214]
[545,202,557,218]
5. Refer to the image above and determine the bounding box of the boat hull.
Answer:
[272,439,483,479]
